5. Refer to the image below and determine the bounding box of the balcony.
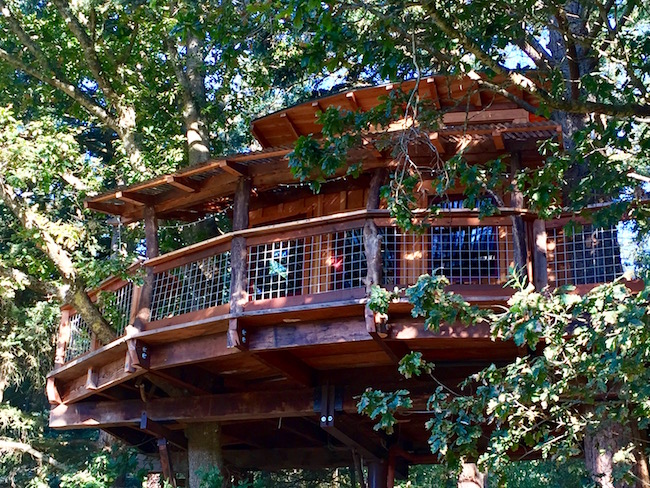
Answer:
[53,209,634,368]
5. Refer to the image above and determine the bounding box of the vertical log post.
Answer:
[364,169,387,337]
[532,219,548,290]
[133,206,159,331]
[228,178,251,349]
[368,461,388,488]
[509,152,528,276]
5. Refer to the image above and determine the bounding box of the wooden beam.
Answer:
[219,160,249,177]
[50,388,321,429]
[429,132,445,154]
[346,91,360,111]
[115,191,154,206]
[254,351,315,387]
[84,200,127,216]
[164,175,201,193]
[427,78,441,109]
[442,108,531,125]
[250,123,271,148]
[141,412,188,450]
[492,130,505,150]
[85,368,99,390]
[280,112,301,139]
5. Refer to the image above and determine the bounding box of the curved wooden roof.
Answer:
[85,75,559,223]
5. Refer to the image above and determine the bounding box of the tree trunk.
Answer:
[186,423,227,488]
[184,28,210,166]
[585,421,633,488]
[458,463,486,488]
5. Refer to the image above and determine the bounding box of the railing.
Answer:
[546,223,625,287]
[56,210,632,365]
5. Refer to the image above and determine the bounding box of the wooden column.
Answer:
[134,205,159,330]
[509,152,528,274]
[228,178,251,349]
[368,461,388,488]
[364,169,387,337]
[532,219,548,290]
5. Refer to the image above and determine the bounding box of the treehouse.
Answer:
[46,76,635,487]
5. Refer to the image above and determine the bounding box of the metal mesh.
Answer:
[106,282,134,336]
[64,313,92,362]
[381,225,513,286]
[63,282,134,362]
[150,251,231,321]
[381,228,429,287]
[547,225,623,286]
[248,228,366,301]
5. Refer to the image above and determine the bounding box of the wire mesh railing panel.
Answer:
[64,313,92,362]
[150,251,231,321]
[547,225,623,286]
[106,282,133,336]
[381,225,513,286]
[247,228,366,301]
[380,228,429,287]
[430,226,511,285]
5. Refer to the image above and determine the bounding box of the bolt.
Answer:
[141,352,148,359]
[327,415,333,422]
[242,329,247,336]
[142,346,148,353]
[242,336,247,343]
[320,416,327,423]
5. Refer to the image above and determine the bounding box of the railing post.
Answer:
[228,177,251,349]
[509,152,528,274]
[532,219,548,290]
[134,205,159,331]
[364,169,387,337]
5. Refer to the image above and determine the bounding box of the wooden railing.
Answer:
[54,210,632,365]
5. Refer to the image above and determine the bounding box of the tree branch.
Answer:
[0,439,68,471]
[51,0,119,105]
[0,47,119,130]
[428,7,650,118]
[0,265,63,298]
[0,178,115,343]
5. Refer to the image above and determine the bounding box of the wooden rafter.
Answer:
[141,412,188,450]
[164,175,201,193]
[346,91,360,111]
[251,123,271,148]
[280,112,301,138]
[218,160,249,177]
[492,129,505,150]
[115,191,154,207]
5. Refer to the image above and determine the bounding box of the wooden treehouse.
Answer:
[47,77,635,487]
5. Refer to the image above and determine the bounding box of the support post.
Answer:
[228,178,251,349]
[364,169,387,337]
[509,152,528,274]
[532,219,548,290]
[134,205,159,330]
[368,461,388,488]
[158,438,177,488]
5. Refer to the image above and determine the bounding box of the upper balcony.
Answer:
[53,207,636,369]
